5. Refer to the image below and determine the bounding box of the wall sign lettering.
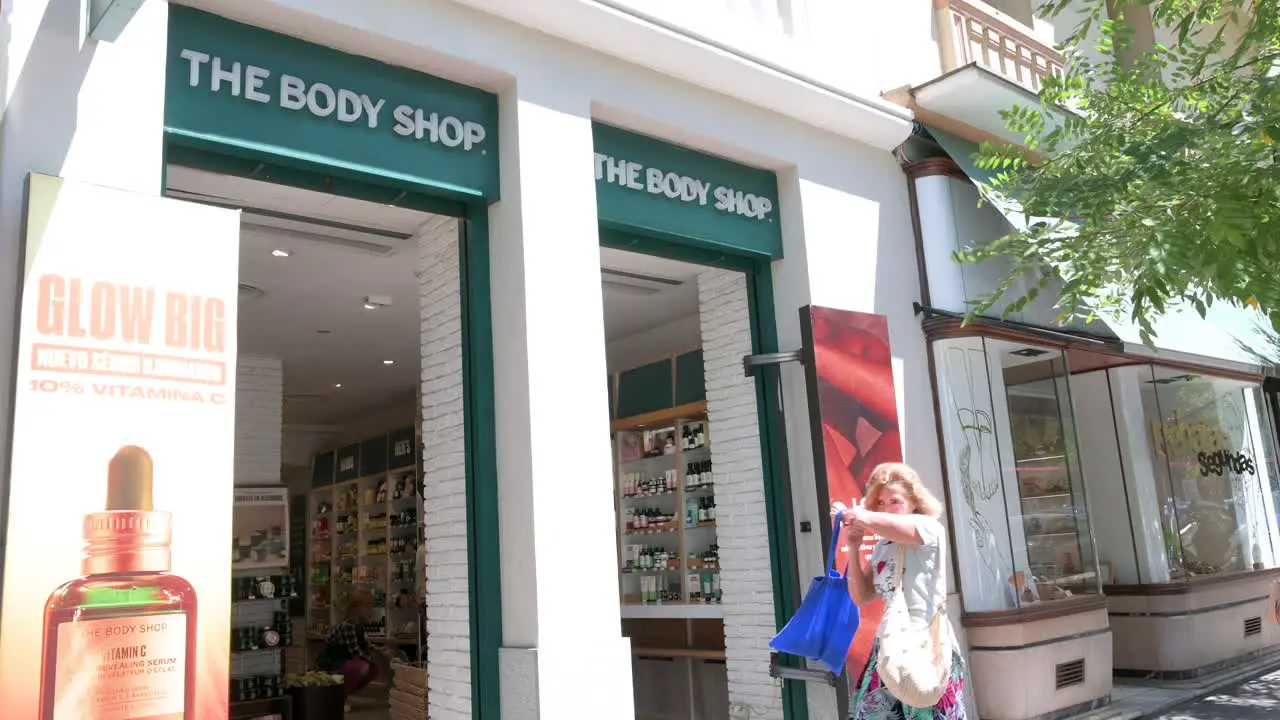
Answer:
[592,123,783,259]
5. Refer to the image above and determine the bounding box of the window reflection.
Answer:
[1145,370,1280,577]
[1001,350,1098,602]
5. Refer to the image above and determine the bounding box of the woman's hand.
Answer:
[831,501,869,547]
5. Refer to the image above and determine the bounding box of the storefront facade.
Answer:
[907,146,1280,720]
[0,2,939,720]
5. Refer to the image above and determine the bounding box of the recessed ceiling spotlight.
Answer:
[363,303,377,310]
[334,383,343,389]
[271,249,292,258]
[383,360,394,365]
[316,329,333,335]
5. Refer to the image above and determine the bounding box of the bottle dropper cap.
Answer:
[83,446,172,576]
[106,445,154,511]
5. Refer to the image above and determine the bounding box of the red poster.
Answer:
[800,306,902,685]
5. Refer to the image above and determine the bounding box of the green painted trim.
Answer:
[599,227,759,272]
[165,127,489,204]
[165,137,468,217]
[461,205,502,719]
[616,359,676,418]
[747,266,808,720]
[600,230,807,720]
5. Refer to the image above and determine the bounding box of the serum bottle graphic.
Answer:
[39,446,197,720]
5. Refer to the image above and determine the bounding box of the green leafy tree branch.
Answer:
[958,0,1280,344]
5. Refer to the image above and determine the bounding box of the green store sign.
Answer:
[165,7,500,201]
[593,123,783,260]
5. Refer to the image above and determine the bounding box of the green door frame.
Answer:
[600,228,808,720]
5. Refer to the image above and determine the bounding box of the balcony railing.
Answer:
[935,0,1064,92]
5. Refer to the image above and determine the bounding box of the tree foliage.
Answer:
[958,0,1280,343]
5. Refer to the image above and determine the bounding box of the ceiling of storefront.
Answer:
[165,166,702,427]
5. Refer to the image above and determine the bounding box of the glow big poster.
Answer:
[0,174,241,719]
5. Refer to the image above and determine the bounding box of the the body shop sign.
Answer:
[0,174,240,719]
[166,6,500,201]
[592,122,783,260]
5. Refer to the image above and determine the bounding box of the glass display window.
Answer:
[933,336,1101,612]
[1142,368,1280,578]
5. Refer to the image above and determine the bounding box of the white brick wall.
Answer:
[234,355,283,485]
[697,269,783,719]
[417,217,471,720]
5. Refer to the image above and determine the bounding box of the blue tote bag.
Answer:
[768,511,860,675]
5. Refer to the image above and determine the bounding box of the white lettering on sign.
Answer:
[179,49,485,152]
[593,152,774,221]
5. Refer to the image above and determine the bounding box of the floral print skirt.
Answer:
[850,639,967,720]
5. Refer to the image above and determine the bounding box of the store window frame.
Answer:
[159,139,504,719]
[927,329,1106,616]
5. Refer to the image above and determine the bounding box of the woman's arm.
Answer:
[848,504,926,545]
[844,525,877,607]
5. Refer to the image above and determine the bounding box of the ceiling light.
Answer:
[271,248,291,258]
[316,329,333,335]
[383,360,394,365]
[363,303,377,310]
[334,383,343,388]
[364,294,393,309]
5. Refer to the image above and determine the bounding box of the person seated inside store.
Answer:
[318,590,380,707]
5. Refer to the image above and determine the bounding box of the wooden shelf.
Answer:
[614,415,721,615]
[611,401,708,432]
[307,444,423,648]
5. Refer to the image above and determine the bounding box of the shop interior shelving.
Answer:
[229,486,296,718]
[613,402,721,619]
[307,441,424,650]
[1016,454,1087,595]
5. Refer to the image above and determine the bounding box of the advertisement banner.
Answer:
[232,487,291,572]
[800,306,902,687]
[0,174,241,719]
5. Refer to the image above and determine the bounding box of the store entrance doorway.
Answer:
[601,245,784,720]
[166,164,455,720]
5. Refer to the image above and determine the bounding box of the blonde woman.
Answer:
[833,462,967,720]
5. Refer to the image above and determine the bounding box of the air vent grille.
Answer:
[1245,616,1263,638]
[1055,659,1085,690]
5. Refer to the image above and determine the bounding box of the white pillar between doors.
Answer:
[487,73,635,719]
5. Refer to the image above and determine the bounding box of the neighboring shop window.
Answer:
[1142,367,1280,578]
[933,336,1102,612]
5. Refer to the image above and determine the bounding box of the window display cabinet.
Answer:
[613,404,721,618]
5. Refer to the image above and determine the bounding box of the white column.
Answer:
[697,268,784,719]
[771,157,949,719]
[488,75,634,719]
[0,0,170,548]
[234,355,284,485]
[417,217,472,719]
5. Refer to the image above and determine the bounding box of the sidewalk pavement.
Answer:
[1148,666,1280,720]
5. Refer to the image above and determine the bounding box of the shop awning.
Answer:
[925,126,1278,376]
